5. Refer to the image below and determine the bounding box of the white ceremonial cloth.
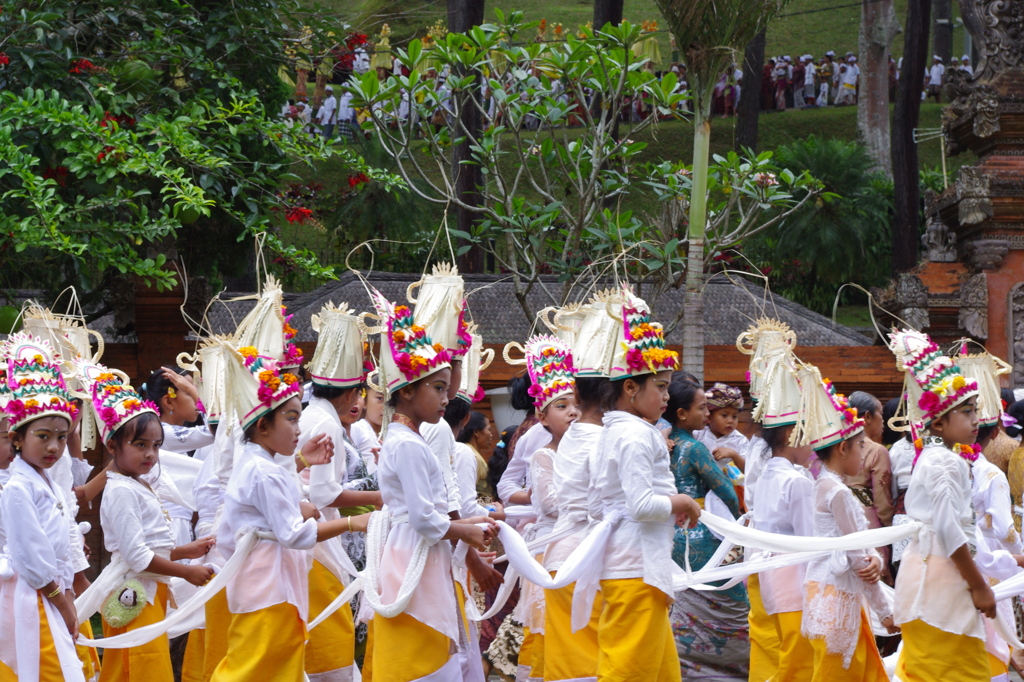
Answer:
[544,422,602,571]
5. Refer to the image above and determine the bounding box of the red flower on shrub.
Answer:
[285,206,313,224]
[347,173,370,189]
[0,53,10,68]
[42,166,70,187]
[69,59,96,74]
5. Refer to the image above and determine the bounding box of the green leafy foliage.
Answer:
[0,1,395,292]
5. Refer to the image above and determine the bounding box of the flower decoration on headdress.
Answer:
[792,365,864,451]
[620,286,679,376]
[281,305,304,369]
[226,346,302,430]
[456,324,492,404]
[454,300,473,358]
[888,328,978,428]
[525,335,576,411]
[372,287,452,395]
[705,382,743,411]
[75,361,157,442]
[3,334,78,431]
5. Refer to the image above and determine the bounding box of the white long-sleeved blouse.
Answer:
[588,411,676,596]
[453,442,491,519]
[218,441,318,618]
[543,422,601,572]
[100,472,176,605]
[752,456,815,614]
[802,466,891,667]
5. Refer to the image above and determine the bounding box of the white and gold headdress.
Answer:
[736,318,801,426]
[457,325,493,403]
[369,287,451,396]
[955,343,1009,428]
[792,363,864,451]
[307,302,368,389]
[408,262,472,357]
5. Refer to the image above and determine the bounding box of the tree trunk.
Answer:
[593,0,624,31]
[931,0,952,63]
[857,0,899,175]
[448,0,486,273]
[891,0,931,273]
[734,30,766,152]
[683,114,711,381]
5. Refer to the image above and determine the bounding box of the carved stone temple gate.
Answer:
[913,0,1024,386]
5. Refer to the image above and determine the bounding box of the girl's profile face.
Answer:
[630,370,673,422]
[538,396,579,440]
[675,391,710,432]
[164,374,200,423]
[12,416,70,472]
[109,416,164,478]
[839,431,868,477]
[400,369,450,425]
[931,397,980,447]
[342,391,365,427]
[254,397,303,457]
[365,389,385,426]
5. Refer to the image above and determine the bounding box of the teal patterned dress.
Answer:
[669,428,750,680]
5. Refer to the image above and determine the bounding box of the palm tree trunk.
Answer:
[683,112,711,381]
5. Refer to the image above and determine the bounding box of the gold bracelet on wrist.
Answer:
[45,586,62,599]
[346,516,353,533]
[298,451,311,468]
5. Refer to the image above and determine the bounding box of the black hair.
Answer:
[311,384,360,401]
[457,411,488,444]
[108,411,163,451]
[599,374,653,412]
[1006,400,1024,438]
[761,424,793,453]
[881,397,904,446]
[508,373,536,415]
[665,379,701,426]
[443,398,471,430]
[977,423,999,447]
[1001,388,1016,410]
[487,425,517,499]
[144,365,188,409]
[848,391,882,418]
[672,370,699,385]
[575,377,607,411]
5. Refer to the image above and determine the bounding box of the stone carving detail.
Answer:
[1011,283,1024,386]
[943,73,1001,138]
[961,0,1024,82]
[921,216,957,262]
[956,167,993,225]
[896,273,930,331]
[959,273,989,339]
[964,238,1010,271]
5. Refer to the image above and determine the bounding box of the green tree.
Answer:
[654,0,791,378]
[0,1,398,296]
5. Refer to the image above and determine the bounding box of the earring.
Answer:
[169,408,174,415]
[630,394,636,404]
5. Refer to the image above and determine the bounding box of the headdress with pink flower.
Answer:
[2,333,78,431]
[456,325,493,404]
[618,286,679,380]
[525,335,576,411]
[74,361,156,442]
[888,328,978,429]
[228,345,302,430]
[792,363,864,451]
[369,287,451,396]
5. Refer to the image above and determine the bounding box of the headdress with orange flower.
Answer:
[2,333,79,431]
[75,361,157,442]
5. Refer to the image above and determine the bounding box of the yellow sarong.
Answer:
[597,578,680,682]
[520,627,535,670]
[372,612,451,682]
[363,619,375,682]
[99,582,174,682]
[78,616,102,680]
[181,628,204,682]
[747,574,780,682]
[0,594,69,682]
[767,610,814,682]
[201,588,230,681]
[895,619,988,682]
[306,561,355,677]
[210,602,306,681]
[543,579,601,681]
[808,607,886,681]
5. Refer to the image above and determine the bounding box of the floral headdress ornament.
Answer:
[281,305,303,370]
[888,328,978,430]
[307,301,367,389]
[409,261,471,358]
[792,363,864,451]
[619,285,679,379]
[371,287,451,395]
[2,333,78,431]
[457,325,493,404]
[230,345,302,430]
[525,335,576,411]
[705,382,744,411]
[75,361,157,442]
[735,318,801,426]
[955,341,1011,428]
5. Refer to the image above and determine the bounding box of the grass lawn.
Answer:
[339,0,973,74]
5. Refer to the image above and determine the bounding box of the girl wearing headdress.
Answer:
[585,288,700,681]
[888,330,1024,681]
[792,366,895,681]
[0,335,86,681]
[366,291,496,682]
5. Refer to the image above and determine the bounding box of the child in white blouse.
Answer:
[801,427,896,680]
[1,414,84,681]
[99,410,215,682]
